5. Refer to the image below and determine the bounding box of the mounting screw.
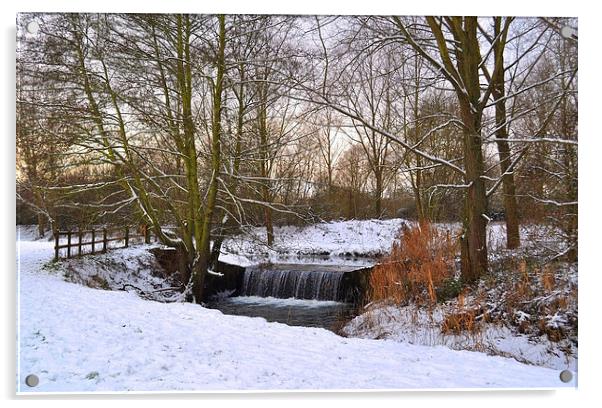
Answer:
[560,26,577,40]
[25,374,39,387]
[559,369,573,383]
[25,21,39,35]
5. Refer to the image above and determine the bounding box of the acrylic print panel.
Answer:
[16,12,578,393]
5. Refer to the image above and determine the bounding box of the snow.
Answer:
[16,228,574,392]
[546,312,568,329]
[219,218,409,267]
[41,242,183,303]
[342,305,577,372]
[340,221,577,373]
[486,222,568,255]
[206,268,224,277]
[221,219,560,268]
[16,225,53,242]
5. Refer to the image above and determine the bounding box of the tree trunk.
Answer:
[374,168,383,218]
[412,156,426,222]
[459,99,489,283]
[193,14,226,302]
[412,59,426,222]
[210,235,225,269]
[347,189,354,219]
[264,204,274,246]
[258,72,274,246]
[37,213,46,238]
[178,245,192,290]
[494,122,521,249]
[259,135,274,246]
[33,185,47,238]
[449,18,489,282]
[399,17,491,281]
[492,20,520,249]
[210,61,246,269]
[265,212,274,246]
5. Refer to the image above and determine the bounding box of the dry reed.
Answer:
[369,221,457,306]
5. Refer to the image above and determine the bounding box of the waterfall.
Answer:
[240,265,345,301]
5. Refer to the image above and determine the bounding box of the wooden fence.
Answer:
[53,225,154,261]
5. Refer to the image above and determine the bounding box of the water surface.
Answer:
[208,296,355,330]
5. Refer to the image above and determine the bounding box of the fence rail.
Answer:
[53,225,154,261]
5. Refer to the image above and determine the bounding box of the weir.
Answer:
[150,247,373,329]
[240,264,347,301]
[208,263,372,330]
[149,247,372,304]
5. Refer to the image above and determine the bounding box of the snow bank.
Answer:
[487,222,568,255]
[342,304,577,372]
[220,219,408,266]
[16,225,54,242]
[220,219,558,266]
[17,237,573,392]
[53,245,182,302]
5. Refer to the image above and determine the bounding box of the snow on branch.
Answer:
[430,181,473,189]
[489,137,577,146]
[528,195,577,207]
[207,269,224,277]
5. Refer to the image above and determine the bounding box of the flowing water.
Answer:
[208,264,363,331]
[208,296,355,329]
[240,264,348,301]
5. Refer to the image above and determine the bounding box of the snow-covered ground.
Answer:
[219,219,557,267]
[341,221,577,372]
[342,305,577,371]
[219,218,410,266]
[16,226,574,392]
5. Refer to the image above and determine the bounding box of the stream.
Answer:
[207,263,366,331]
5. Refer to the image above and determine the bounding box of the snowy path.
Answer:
[17,238,571,392]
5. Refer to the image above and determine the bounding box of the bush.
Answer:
[436,277,463,302]
[369,221,457,305]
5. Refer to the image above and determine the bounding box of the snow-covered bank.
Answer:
[341,221,577,372]
[219,218,409,266]
[342,305,577,371]
[51,244,184,302]
[17,236,572,392]
[219,219,568,267]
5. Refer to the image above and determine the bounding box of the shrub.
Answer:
[369,221,457,305]
[441,310,478,335]
[436,277,463,302]
[440,292,482,335]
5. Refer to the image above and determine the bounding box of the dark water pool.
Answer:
[207,296,356,331]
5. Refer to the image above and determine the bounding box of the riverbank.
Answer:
[16,230,571,392]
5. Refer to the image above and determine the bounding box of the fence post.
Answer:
[78,228,83,256]
[67,230,72,259]
[54,230,59,261]
[125,226,129,248]
[102,228,107,253]
[144,224,150,244]
[91,229,96,254]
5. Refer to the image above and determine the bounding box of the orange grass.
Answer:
[369,221,457,305]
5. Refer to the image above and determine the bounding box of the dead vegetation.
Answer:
[355,222,578,367]
[369,221,457,305]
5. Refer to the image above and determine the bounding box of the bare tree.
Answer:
[17,13,578,297]
[19,13,229,301]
